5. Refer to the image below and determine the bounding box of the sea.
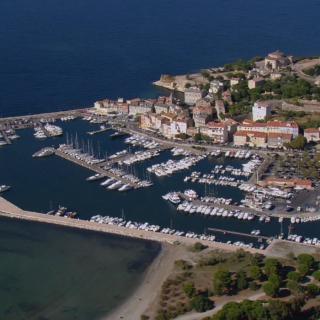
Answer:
[1,0,320,319]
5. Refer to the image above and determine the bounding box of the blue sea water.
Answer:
[0,0,320,117]
[1,1,320,318]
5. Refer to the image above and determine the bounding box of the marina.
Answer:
[1,117,320,252]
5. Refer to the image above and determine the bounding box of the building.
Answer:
[238,119,299,138]
[248,77,265,89]
[230,78,240,87]
[233,131,267,148]
[209,80,224,94]
[264,51,290,70]
[170,117,191,137]
[93,98,129,115]
[154,103,169,114]
[195,98,211,109]
[267,133,292,148]
[252,101,272,121]
[192,105,213,128]
[270,72,282,80]
[184,87,204,105]
[215,100,226,120]
[234,130,293,148]
[267,120,299,138]
[222,89,233,105]
[128,99,154,116]
[200,122,228,143]
[263,177,313,190]
[233,131,248,146]
[304,128,320,142]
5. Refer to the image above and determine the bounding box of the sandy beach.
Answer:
[104,243,180,320]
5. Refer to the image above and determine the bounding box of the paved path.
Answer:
[174,291,265,320]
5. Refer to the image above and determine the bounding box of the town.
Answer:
[92,51,320,187]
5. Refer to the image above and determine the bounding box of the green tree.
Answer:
[297,254,315,270]
[263,275,281,298]
[236,271,248,291]
[305,283,319,298]
[213,269,232,295]
[192,242,208,252]
[287,280,302,294]
[212,301,243,320]
[312,270,320,281]
[287,271,301,282]
[267,300,292,320]
[264,258,281,276]
[287,135,307,150]
[248,265,262,281]
[183,282,196,298]
[190,295,214,312]
[298,263,309,277]
[194,133,202,142]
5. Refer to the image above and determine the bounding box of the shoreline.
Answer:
[104,243,175,320]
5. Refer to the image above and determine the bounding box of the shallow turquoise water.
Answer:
[0,217,160,320]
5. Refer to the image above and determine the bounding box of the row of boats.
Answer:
[0,185,11,193]
[34,124,63,139]
[119,149,161,166]
[224,150,253,159]
[287,234,320,246]
[184,173,245,187]
[171,147,192,157]
[176,201,257,220]
[147,155,206,177]
[100,177,133,191]
[162,190,198,204]
[0,129,20,146]
[46,206,78,218]
[89,215,263,249]
[58,144,105,165]
[32,147,55,158]
[60,115,76,121]
[125,135,160,149]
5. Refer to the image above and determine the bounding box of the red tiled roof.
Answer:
[206,121,226,129]
[304,128,319,133]
[268,132,292,139]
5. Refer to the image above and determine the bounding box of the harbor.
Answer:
[1,116,320,251]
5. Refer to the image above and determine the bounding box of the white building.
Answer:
[252,101,272,121]
[170,119,188,136]
[184,87,204,105]
[129,104,153,116]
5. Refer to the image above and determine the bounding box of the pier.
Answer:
[0,130,12,145]
[207,227,270,241]
[0,196,264,254]
[0,108,91,127]
[54,149,141,189]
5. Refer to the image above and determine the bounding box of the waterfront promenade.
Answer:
[0,196,264,254]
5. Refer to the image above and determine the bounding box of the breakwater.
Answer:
[0,196,265,254]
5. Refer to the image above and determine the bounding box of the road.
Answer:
[292,58,320,84]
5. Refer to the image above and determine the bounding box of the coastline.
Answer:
[103,243,176,320]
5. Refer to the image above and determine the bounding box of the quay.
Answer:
[0,130,12,145]
[0,107,91,126]
[54,149,141,189]
[87,127,111,136]
[207,227,270,241]
[0,196,264,254]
